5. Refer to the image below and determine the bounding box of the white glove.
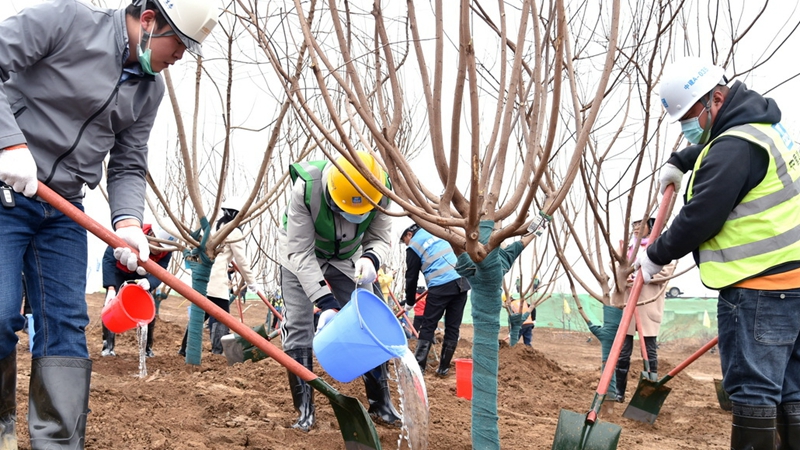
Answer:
[658,163,684,195]
[0,145,38,197]
[316,309,338,335]
[403,303,414,312]
[354,258,377,285]
[136,278,150,292]
[104,288,117,307]
[247,283,259,293]
[633,251,664,284]
[114,226,150,276]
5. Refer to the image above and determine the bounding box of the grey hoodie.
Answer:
[0,0,164,223]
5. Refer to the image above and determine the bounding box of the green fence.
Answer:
[459,293,719,342]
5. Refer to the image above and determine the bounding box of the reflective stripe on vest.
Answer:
[408,228,460,288]
[284,160,390,260]
[686,123,800,288]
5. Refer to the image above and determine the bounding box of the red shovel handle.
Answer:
[37,182,316,382]
[229,260,285,322]
[668,336,719,377]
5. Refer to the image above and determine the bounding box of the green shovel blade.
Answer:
[551,409,621,450]
[622,378,672,424]
[714,378,732,412]
[309,378,382,450]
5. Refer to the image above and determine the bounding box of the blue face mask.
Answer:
[340,211,370,224]
[680,117,705,144]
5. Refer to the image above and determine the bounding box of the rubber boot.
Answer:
[210,322,229,355]
[731,403,777,450]
[0,350,17,450]
[615,362,629,403]
[778,402,800,450]
[414,340,432,373]
[145,318,156,358]
[101,325,116,357]
[285,348,315,432]
[178,329,188,356]
[28,357,92,450]
[362,364,402,427]
[436,340,457,377]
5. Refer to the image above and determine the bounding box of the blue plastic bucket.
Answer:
[313,289,407,382]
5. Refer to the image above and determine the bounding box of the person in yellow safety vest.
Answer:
[637,57,800,450]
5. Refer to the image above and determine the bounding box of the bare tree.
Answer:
[232,0,620,447]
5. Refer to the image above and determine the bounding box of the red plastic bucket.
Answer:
[101,283,156,333]
[455,358,473,400]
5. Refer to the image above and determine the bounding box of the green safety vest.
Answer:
[283,160,391,260]
[686,123,800,289]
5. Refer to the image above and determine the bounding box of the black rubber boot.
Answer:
[436,340,457,377]
[178,328,188,356]
[0,350,17,450]
[615,363,629,403]
[414,340,432,373]
[285,348,315,432]
[778,402,800,450]
[363,364,402,427]
[28,357,92,450]
[145,318,156,358]
[731,403,777,450]
[101,325,116,357]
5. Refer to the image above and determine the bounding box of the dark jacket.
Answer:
[648,81,800,277]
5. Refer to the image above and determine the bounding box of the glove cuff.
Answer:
[315,293,340,312]
[361,253,379,271]
[4,144,27,151]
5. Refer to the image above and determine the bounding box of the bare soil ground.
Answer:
[11,293,730,449]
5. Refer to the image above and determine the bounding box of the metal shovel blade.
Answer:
[714,378,732,411]
[551,409,621,450]
[622,378,672,424]
[310,378,382,450]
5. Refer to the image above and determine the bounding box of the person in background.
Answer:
[0,0,217,447]
[614,217,675,403]
[101,224,175,357]
[640,57,800,448]
[377,264,394,300]
[179,198,262,356]
[401,223,471,376]
[508,296,536,347]
[278,151,401,430]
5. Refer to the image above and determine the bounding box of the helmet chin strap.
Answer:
[697,87,717,145]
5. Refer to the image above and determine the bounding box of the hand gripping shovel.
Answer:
[551,184,675,450]
[623,336,719,424]
[37,182,382,450]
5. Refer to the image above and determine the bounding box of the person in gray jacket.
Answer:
[0,1,217,448]
[279,151,401,431]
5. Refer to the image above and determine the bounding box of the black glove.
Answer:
[315,293,340,312]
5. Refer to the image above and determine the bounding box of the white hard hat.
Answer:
[659,57,726,122]
[221,196,244,213]
[149,0,218,57]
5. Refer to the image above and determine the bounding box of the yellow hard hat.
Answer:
[327,151,385,215]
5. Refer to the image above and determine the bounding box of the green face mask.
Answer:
[137,17,156,76]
